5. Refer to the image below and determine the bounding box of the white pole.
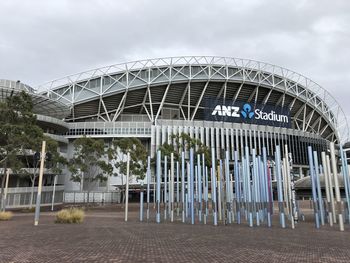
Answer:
[34,140,46,226]
[170,153,174,222]
[326,155,336,223]
[3,169,10,211]
[125,152,130,222]
[321,152,333,226]
[330,142,344,231]
[51,175,57,211]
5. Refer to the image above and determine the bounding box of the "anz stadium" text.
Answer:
[211,105,289,123]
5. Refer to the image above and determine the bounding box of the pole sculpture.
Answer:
[181,152,185,223]
[321,152,333,226]
[313,151,325,226]
[2,169,10,212]
[170,153,174,222]
[307,146,320,229]
[340,146,350,223]
[146,156,151,221]
[156,150,161,223]
[51,174,57,211]
[34,140,46,226]
[164,156,167,220]
[197,154,202,223]
[275,145,286,228]
[124,151,130,222]
[211,147,218,226]
[234,151,241,224]
[140,182,144,222]
[330,142,344,231]
[190,148,195,224]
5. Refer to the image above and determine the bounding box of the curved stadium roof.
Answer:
[36,56,349,144]
[0,79,69,119]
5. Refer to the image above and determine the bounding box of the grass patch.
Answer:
[55,208,85,224]
[0,211,13,221]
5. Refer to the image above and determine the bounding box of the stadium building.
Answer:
[2,56,349,205]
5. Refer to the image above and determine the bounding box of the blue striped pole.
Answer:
[252,149,259,226]
[156,150,161,223]
[313,151,325,226]
[197,154,202,223]
[263,147,271,227]
[340,146,350,223]
[190,148,195,224]
[276,145,286,228]
[164,156,168,220]
[181,152,185,223]
[234,151,241,224]
[211,147,218,226]
[245,146,253,227]
[140,182,144,222]
[146,156,150,221]
[308,146,320,229]
[225,151,232,224]
[176,161,180,217]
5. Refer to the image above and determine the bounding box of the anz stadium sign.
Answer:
[205,98,291,128]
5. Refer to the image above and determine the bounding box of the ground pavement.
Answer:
[0,204,350,263]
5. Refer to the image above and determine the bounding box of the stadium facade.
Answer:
[1,56,350,204]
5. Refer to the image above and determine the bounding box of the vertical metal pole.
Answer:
[263,147,271,227]
[156,150,161,223]
[330,142,344,231]
[140,182,144,222]
[51,174,57,211]
[326,155,336,223]
[190,148,195,224]
[307,146,320,228]
[2,169,10,212]
[313,151,325,226]
[340,146,350,223]
[124,151,130,222]
[211,147,218,226]
[170,153,174,222]
[146,156,151,221]
[225,151,231,224]
[181,152,185,223]
[275,145,286,228]
[197,154,202,223]
[245,146,253,227]
[176,161,180,217]
[234,151,241,224]
[164,156,167,220]
[218,161,222,222]
[34,140,46,226]
[321,152,333,226]
[252,149,259,226]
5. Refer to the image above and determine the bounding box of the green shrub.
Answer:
[55,208,85,224]
[0,211,13,221]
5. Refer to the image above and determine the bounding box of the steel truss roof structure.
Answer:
[0,79,69,119]
[36,56,349,144]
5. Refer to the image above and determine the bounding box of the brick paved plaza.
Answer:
[1,205,350,263]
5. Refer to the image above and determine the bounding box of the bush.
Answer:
[0,211,13,221]
[55,208,85,224]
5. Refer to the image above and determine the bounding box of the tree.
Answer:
[21,136,67,208]
[109,138,147,204]
[158,132,211,167]
[0,91,41,210]
[68,136,113,203]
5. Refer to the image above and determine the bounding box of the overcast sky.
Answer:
[1,0,350,118]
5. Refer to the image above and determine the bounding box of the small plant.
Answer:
[0,211,13,221]
[55,208,85,224]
